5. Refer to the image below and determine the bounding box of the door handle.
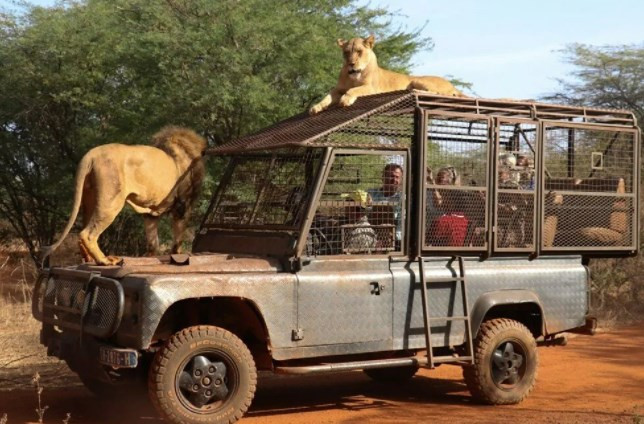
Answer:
[370,282,385,295]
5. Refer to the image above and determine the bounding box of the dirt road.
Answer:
[1,325,643,424]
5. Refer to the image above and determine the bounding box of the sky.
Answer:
[1,0,643,100]
[370,0,644,99]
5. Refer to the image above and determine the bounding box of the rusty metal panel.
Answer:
[390,256,588,351]
[296,264,393,347]
[116,272,298,351]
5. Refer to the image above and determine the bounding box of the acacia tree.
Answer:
[0,0,432,261]
[544,43,644,320]
[544,43,643,122]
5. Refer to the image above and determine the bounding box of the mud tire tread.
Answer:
[148,325,257,424]
[463,318,538,405]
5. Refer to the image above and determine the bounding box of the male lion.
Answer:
[310,34,465,114]
[43,126,207,266]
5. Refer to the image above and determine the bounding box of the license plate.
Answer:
[99,346,138,368]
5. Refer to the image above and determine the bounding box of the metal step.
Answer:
[423,277,465,283]
[418,255,474,368]
[275,356,430,375]
[431,355,473,364]
[429,315,468,321]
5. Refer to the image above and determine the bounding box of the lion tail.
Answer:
[40,153,93,264]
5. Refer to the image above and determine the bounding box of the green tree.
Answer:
[544,43,644,122]
[545,43,644,321]
[0,0,432,262]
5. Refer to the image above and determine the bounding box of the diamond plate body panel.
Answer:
[391,256,588,350]
[296,258,393,347]
[117,272,297,350]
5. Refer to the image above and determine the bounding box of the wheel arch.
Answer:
[470,290,546,339]
[151,297,273,369]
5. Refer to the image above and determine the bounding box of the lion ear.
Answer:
[336,38,346,48]
[364,34,375,48]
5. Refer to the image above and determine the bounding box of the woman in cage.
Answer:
[427,166,470,246]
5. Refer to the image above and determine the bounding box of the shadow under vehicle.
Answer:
[33,91,640,423]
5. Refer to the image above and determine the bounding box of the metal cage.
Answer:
[201,90,640,258]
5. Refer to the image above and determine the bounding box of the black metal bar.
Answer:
[567,125,575,178]
[417,256,434,367]
[458,256,475,364]
[588,131,620,178]
[275,356,428,375]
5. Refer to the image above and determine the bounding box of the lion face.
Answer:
[337,35,376,81]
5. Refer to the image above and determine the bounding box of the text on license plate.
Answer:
[99,346,138,368]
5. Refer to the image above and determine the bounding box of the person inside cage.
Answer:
[427,166,469,246]
[497,166,529,247]
[340,190,377,253]
[516,154,535,190]
[498,167,520,189]
[368,163,404,245]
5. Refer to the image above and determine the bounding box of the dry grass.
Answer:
[0,248,80,423]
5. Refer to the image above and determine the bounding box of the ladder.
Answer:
[417,255,474,368]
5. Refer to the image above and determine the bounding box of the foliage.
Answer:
[0,0,431,262]
[543,43,644,123]
[545,43,644,322]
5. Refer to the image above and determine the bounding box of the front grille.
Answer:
[34,268,124,338]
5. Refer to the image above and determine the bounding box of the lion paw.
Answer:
[339,94,356,107]
[309,103,324,115]
[106,256,123,266]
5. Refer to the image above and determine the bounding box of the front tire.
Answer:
[463,318,538,405]
[148,325,257,424]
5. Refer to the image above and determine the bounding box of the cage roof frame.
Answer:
[207,90,638,155]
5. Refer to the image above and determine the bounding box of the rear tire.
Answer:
[363,364,419,383]
[463,318,538,405]
[148,325,257,424]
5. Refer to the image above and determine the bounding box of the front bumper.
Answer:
[33,268,125,339]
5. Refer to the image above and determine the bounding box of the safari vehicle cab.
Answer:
[33,91,641,424]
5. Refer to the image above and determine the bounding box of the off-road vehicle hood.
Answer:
[70,253,283,279]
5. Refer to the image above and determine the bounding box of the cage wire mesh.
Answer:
[201,91,639,256]
[207,91,416,154]
[542,126,636,250]
[309,153,406,256]
[495,122,538,250]
[203,148,323,229]
[423,115,488,250]
[319,98,416,149]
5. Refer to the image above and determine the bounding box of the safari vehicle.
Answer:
[33,91,640,424]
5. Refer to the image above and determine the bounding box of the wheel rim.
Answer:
[175,349,238,414]
[490,339,527,389]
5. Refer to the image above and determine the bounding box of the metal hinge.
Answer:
[291,328,304,341]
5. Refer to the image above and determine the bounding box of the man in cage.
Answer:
[367,163,404,245]
[497,166,529,247]
[340,190,377,253]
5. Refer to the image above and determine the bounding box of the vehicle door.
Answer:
[295,150,408,350]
